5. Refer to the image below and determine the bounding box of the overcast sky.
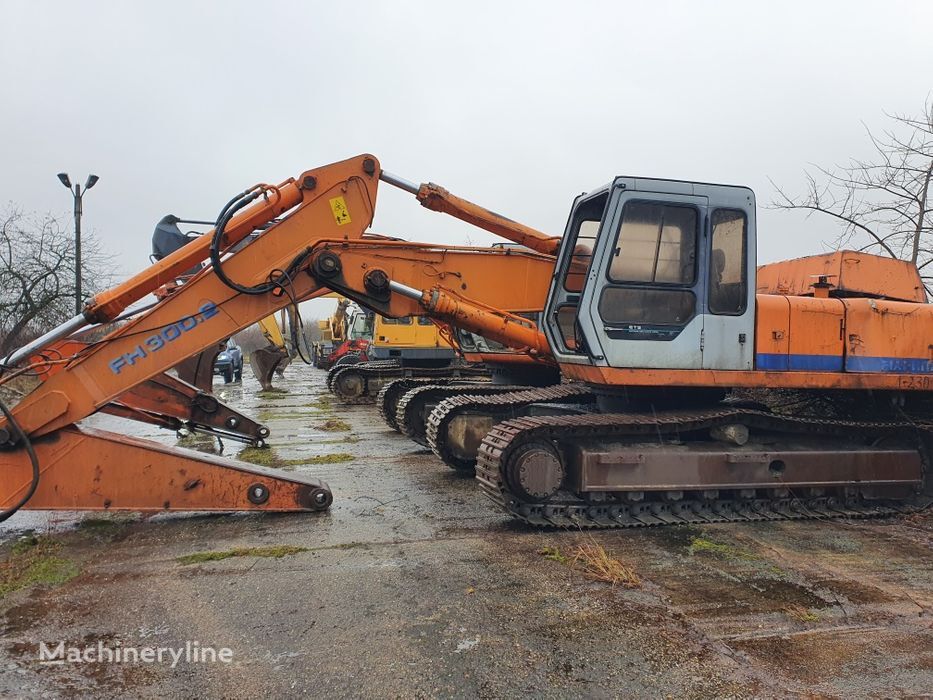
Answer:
[2,1,931,318]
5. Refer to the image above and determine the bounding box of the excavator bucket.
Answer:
[250,346,290,392]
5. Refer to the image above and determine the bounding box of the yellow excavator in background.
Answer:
[311,294,352,368]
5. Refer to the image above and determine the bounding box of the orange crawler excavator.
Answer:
[1,155,929,530]
[292,172,933,528]
[0,155,557,518]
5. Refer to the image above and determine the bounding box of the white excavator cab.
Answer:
[544,177,757,372]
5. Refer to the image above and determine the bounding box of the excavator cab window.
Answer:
[349,312,374,340]
[416,316,434,326]
[381,316,413,325]
[598,200,699,328]
[607,202,697,285]
[549,191,608,354]
[708,209,747,315]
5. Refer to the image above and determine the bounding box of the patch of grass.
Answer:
[237,446,282,467]
[315,418,351,432]
[784,604,821,623]
[304,395,333,410]
[305,452,354,465]
[257,387,289,395]
[77,516,132,541]
[570,541,640,588]
[538,546,569,564]
[175,432,220,454]
[176,545,308,566]
[688,536,759,561]
[237,446,354,469]
[1,536,79,598]
[539,540,640,588]
[177,541,369,566]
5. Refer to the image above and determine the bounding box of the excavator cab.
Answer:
[544,178,757,372]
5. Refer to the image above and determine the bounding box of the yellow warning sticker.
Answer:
[329,196,352,226]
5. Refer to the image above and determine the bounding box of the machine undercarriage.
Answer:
[423,385,933,528]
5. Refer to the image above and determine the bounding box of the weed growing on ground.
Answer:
[306,453,354,465]
[305,395,333,411]
[688,536,758,561]
[176,545,308,565]
[316,418,351,432]
[784,604,821,622]
[237,446,354,469]
[177,541,368,565]
[570,541,640,588]
[237,446,284,467]
[0,535,79,598]
[539,539,640,588]
[538,546,569,564]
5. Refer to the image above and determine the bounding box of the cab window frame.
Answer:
[604,199,700,288]
[707,208,748,317]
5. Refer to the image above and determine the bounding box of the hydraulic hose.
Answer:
[0,396,40,523]
[209,187,312,296]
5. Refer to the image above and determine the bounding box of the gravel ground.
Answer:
[1,363,931,698]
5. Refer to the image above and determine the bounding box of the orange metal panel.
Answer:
[788,297,845,370]
[842,298,933,373]
[757,251,926,303]
[754,294,790,365]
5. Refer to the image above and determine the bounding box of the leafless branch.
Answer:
[769,100,933,276]
[0,204,115,356]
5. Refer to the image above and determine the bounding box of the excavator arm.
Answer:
[30,339,270,446]
[301,241,552,358]
[0,154,557,516]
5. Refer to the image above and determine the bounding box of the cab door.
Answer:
[700,203,756,370]
[576,184,708,369]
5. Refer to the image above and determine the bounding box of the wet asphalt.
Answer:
[0,363,931,698]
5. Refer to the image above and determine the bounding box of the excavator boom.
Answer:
[0,154,561,516]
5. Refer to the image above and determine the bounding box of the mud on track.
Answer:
[1,363,931,698]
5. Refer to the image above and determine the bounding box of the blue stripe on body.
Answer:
[756,353,932,373]
[846,356,933,373]
[756,353,842,371]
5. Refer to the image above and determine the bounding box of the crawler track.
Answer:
[425,384,596,471]
[396,383,532,445]
[327,360,398,393]
[329,361,490,403]
[475,408,932,529]
[377,378,459,432]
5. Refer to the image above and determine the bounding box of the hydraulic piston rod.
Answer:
[379,170,560,256]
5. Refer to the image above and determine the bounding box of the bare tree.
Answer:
[771,99,933,294]
[0,205,113,357]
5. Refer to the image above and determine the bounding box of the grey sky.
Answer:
[2,0,932,317]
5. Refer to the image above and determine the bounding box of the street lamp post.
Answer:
[57,172,99,315]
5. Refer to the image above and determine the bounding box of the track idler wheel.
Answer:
[333,370,366,400]
[504,440,565,503]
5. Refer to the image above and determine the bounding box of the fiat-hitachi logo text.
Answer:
[109,302,220,375]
